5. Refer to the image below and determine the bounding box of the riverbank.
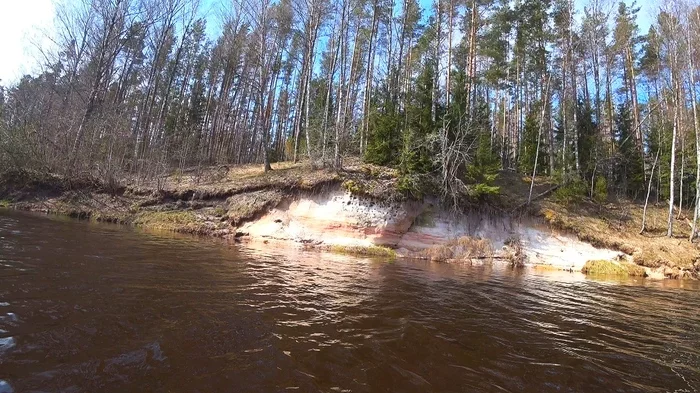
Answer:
[1,163,698,279]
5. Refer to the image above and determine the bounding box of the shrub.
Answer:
[396,174,427,199]
[593,177,608,204]
[503,235,526,267]
[553,180,587,205]
[421,236,493,262]
[341,179,366,195]
[213,205,227,217]
[467,183,501,199]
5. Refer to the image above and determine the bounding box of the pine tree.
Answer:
[614,103,644,198]
[364,87,402,165]
[576,99,598,185]
[519,103,547,175]
[400,59,435,175]
[613,1,642,148]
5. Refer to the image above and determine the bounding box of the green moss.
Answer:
[90,211,130,224]
[213,205,227,217]
[581,259,647,277]
[330,245,397,259]
[360,165,382,178]
[341,179,366,195]
[0,200,10,208]
[133,210,205,233]
[136,210,197,224]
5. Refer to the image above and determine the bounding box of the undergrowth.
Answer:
[581,259,647,277]
[329,245,397,258]
[421,236,493,262]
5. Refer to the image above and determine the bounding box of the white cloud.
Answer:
[0,0,55,86]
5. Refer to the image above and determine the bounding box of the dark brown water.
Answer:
[0,210,699,393]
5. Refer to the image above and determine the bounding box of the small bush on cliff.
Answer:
[396,173,432,199]
[503,235,526,267]
[422,236,493,262]
[593,177,608,204]
[342,180,367,195]
[463,167,500,201]
[213,205,227,217]
[553,180,586,205]
[467,183,501,200]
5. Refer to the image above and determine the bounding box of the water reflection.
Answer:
[0,210,698,392]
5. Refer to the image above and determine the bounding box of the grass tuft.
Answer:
[132,211,210,234]
[503,235,526,267]
[582,259,647,277]
[330,245,397,258]
[421,236,493,262]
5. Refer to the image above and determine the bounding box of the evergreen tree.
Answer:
[472,98,498,170]
[400,59,436,175]
[576,99,598,184]
[614,103,644,198]
[364,87,401,165]
[519,103,548,175]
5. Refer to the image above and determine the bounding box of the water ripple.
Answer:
[0,210,699,392]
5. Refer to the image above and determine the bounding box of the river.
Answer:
[0,209,699,392]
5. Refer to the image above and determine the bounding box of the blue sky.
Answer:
[0,0,656,86]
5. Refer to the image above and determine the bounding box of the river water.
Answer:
[0,210,699,393]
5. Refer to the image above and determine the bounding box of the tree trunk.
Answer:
[528,77,550,204]
[668,81,679,237]
[689,24,700,240]
[641,146,661,234]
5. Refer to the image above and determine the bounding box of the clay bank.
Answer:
[0,164,697,279]
[238,189,621,271]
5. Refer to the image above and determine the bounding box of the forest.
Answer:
[1,0,700,238]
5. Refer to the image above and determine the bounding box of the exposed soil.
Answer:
[1,164,699,279]
[0,162,394,237]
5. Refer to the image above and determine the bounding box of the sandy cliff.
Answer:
[239,189,622,270]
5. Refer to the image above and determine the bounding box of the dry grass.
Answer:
[329,245,397,258]
[163,161,307,188]
[133,211,215,235]
[226,189,284,226]
[421,236,494,262]
[582,259,647,277]
[491,170,699,276]
[130,161,340,200]
[539,199,700,273]
[502,235,526,267]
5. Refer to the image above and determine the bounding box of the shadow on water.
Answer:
[0,209,699,392]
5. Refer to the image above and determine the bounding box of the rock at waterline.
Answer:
[0,380,13,393]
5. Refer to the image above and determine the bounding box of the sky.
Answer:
[0,0,55,85]
[0,0,655,87]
